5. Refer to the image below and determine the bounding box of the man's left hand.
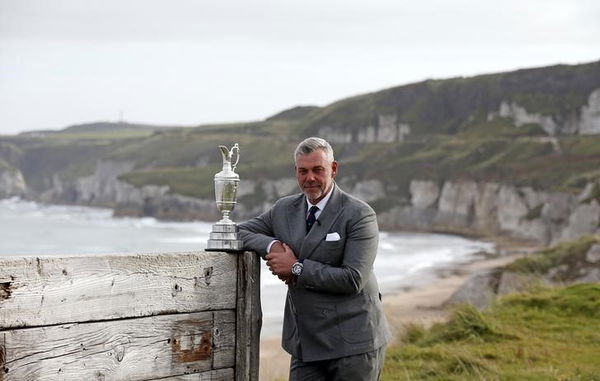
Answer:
[265,243,297,276]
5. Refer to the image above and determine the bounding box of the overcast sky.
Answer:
[1,0,599,134]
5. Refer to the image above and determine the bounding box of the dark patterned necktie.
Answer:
[306,206,319,232]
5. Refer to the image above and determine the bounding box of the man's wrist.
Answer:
[291,259,304,276]
[266,240,281,253]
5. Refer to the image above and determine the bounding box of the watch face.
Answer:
[292,262,303,275]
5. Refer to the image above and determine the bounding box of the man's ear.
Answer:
[331,161,338,178]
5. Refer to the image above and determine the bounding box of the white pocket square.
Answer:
[326,232,341,241]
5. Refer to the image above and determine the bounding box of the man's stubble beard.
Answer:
[303,181,332,203]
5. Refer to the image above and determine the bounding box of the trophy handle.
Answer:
[230,143,240,171]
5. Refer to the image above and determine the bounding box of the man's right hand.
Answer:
[269,241,296,285]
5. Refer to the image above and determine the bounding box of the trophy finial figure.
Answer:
[206,143,243,252]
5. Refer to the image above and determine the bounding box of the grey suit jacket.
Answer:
[239,184,391,362]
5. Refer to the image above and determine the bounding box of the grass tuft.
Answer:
[421,304,516,345]
[401,322,427,344]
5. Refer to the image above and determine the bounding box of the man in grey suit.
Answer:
[239,137,391,380]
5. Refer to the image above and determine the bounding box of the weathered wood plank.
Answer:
[213,311,236,369]
[0,252,237,328]
[235,252,262,381]
[155,367,234,380]
[0,311,235,381]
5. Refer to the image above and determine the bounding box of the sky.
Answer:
[1,0,599,135]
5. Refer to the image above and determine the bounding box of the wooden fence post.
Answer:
[235,251,262,381]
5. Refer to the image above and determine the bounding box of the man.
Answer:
[239,137,390,381]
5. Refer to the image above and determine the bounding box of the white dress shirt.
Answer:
[267,184,335,253]
[305,183,334,221]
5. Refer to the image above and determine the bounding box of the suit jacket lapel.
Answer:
[299,184,344,260]
[287,194,307,252]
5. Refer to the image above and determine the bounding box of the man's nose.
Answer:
[305,171,316,181]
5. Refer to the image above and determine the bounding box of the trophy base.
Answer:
[206,223,244,252]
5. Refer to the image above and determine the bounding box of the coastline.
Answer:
[258,237,539,381]
[0,198,542,379]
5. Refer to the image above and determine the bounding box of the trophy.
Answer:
[206,143,244,252]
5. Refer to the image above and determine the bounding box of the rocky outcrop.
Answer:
[444,268,504,310]
[495,101,559,135]
[0,143,26,198]
[379,179,600,245]
[447,238,600,310]
[351,180,386,203]
[446,236,600,309]
[434,181,479,228]
[560,200,600,242]
[319,114,411,144]
[36,160,221,221]
[26,157,599,244]
[317,127,353,144]
[0,166,26,198]
[409,180,440,209]
[488,88,600,136]
[579,89,600,135]
[113,192,218,222]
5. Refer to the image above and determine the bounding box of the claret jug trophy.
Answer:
[206,143,244,252]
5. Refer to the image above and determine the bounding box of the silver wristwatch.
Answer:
[291,261,303,276]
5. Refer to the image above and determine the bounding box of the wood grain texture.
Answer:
[0,252,237,328]
[155,367,234,380]
[155,368,234,380]
[0,250,260,380]
[1,311,235,381]
[235,252,262,381]
[213,311,236,369]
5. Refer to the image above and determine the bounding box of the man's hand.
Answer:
[266,243,297,277]
[268,242,295,284]
[278,275,296,285]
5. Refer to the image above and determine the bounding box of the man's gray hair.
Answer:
[294,137,335,163]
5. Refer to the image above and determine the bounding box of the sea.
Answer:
[0,197,495,337]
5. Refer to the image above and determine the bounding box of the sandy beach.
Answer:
[258,239,537,381]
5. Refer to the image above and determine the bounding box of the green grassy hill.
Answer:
[383,283,600,380]
[383,235,600,380]
[297,61,600,136]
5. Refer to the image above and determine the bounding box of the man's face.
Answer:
[295,149,338,204]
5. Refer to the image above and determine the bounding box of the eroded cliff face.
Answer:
[0,143,27,198]
[0,167,26,198]
[446,238,600,310]
[378,179,600,245]
[317,87,600,144]
[26,158,599,244]
[35,160,220,221]
[488,88,600,136]
[319,116,411,144]
[579,89,600,134]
